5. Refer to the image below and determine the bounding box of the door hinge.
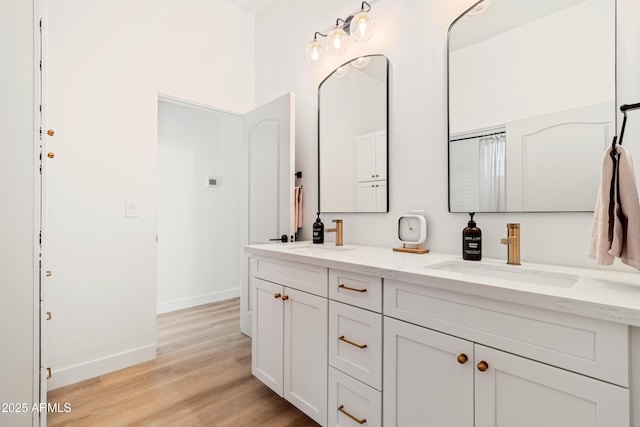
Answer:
[39,231,42,245]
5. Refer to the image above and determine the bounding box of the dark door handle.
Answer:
[269,234,288,243]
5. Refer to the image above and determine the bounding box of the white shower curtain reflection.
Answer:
[479,134,506,211]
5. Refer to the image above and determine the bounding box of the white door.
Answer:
[383,317,474,427]
[474,345,630,427]
[283,287,328,426]
[240,93,295,336]
[0,1,45,425]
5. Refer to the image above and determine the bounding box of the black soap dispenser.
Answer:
[313,212,324,244]
[462,212,482,261]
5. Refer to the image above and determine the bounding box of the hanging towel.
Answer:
[610,145,640,269]
[589,145,640,270]
[295,186,303,230]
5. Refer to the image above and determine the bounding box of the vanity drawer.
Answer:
[329,269,382,312]
[384,279,629,386]
[328,366,381,427]
[251,256,328,297]
[329,300,383,390]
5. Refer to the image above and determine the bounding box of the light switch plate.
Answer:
[125,200,139,218]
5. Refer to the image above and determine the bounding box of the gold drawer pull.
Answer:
[338,405,367,424]
[338,335,367,349]
[338,284,367,293]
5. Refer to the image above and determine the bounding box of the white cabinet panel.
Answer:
[328,367,381,427]
[356,130,387,182]
[356,181,387,212]
[251,277,284,395]
[284,287,328,426]
[475,345,630,427]
[329,301,382,390]
[383,317,474,427]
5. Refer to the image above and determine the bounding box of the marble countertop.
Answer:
[245,241,640,327]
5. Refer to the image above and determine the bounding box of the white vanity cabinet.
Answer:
[251,257,328,426]
[246,245,640,427]
[383,279,630,427]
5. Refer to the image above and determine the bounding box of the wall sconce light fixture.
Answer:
[305,1,374,64]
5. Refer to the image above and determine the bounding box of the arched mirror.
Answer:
[448,0,616,212]
[318,54,389,213]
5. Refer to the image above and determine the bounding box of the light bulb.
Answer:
[351,56,370,69]
[334,65,349,78]
[327,26,349,56]
[349,11,375,42]
[467,0,492,16]
[305,38,324,64]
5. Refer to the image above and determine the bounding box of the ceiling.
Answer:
[225,0,273,14]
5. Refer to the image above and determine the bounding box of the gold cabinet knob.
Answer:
[47,129,55,136]
[47,152,55,159]
[457,354,468,364]
[282,295,289,301]
[45,271,52,277]
[477,361,489,372]
[274,293,281,299]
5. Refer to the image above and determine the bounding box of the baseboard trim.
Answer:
[48,344,156,390]
[157,288,240,314]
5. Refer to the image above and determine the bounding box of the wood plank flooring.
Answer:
[47,298,319,426]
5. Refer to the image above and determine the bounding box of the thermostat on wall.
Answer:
[125,199,139,218]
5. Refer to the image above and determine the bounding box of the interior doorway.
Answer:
[156,96,243,314]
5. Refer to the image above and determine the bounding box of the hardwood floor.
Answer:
[47,298,319,426]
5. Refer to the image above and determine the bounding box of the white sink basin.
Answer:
[283,244,355,254]
[426,261,578,288]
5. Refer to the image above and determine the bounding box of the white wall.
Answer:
[450,0,614,134]
[46,0,255,389]
[0,1,40,425]
[255,0,640,271]
[157,99,242,313]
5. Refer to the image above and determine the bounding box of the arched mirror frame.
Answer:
[318,54,390,213]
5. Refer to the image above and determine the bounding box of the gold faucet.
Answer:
[500,223,521,265]
[326,219,343,246]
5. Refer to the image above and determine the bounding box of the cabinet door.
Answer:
[284,287,328,426]
[357,182,377,212]
[251,278,284,396]
[474,345,630,427]
[375,181,387,212]
[383,317,474,427]
[357,132,377,182]
[374,130,387,181]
